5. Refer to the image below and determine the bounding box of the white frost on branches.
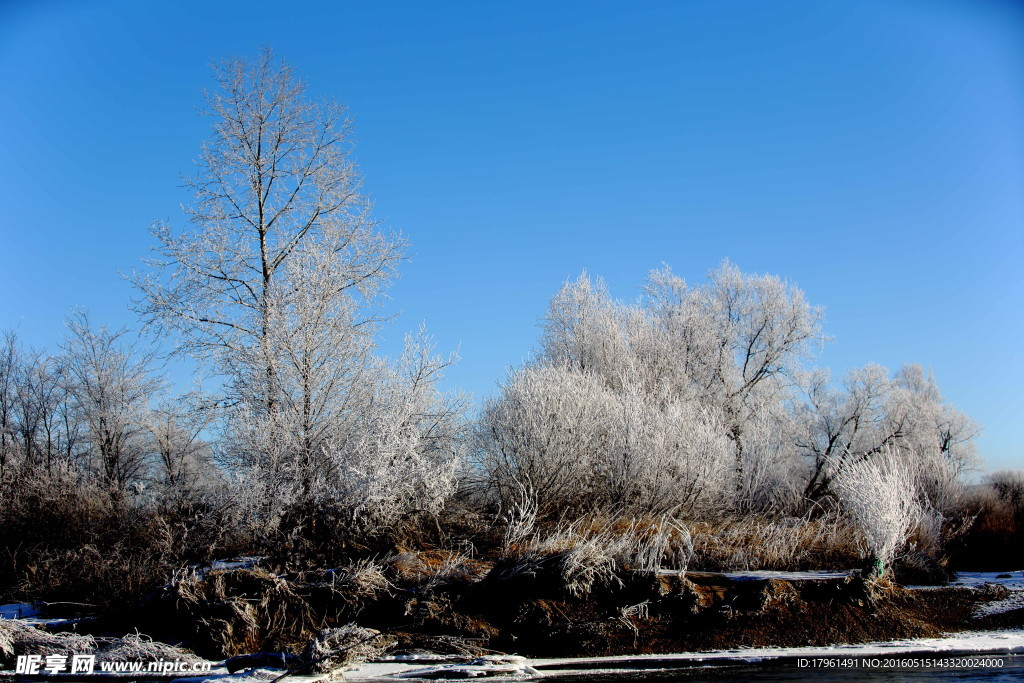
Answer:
[830,448,923,573]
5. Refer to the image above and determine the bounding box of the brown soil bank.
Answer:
[408,571,1012,657]
[126,563,1023,660]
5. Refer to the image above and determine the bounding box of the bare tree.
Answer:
[0,333,16,476]
[0,332,81,480]
[131,49,406,472]
[798,363,979,511]
[146,392,219,500]
[61,312,163,490]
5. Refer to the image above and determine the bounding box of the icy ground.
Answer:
[954,570,1024,618]
[948,571,1024,591]
[905,570,1024,618]
[0,602,38,619]
[333,632,1024,680]
[711,569,851,581]
[0,602,80,627]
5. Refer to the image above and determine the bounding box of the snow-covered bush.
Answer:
[227,329,466,546]
[478,263,821,518]
[831,448,923,577]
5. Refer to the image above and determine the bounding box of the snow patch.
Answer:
[975,591,1024,618]
[952,571,1024,590]
[339,631,1024,680]
[0,603,40,619]
[717,570,852,581]
[349,655,538,680]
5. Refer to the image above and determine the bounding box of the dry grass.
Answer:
[328,558,393,600]
[387,550,490,591]
[0,619,96,663]
[301,625,395,673]
[169,567,323,658]
[0,469,240,609]
[0,620,201,668]
[497,516,693,597]
[94,633,203,664]
[688,513,861,571]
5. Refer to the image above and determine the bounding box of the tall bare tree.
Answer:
[132,50,406,481]
[132,49,404,416]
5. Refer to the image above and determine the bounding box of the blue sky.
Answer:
[1,0,1021,472]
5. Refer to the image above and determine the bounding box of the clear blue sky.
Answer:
[1,0,1021,472]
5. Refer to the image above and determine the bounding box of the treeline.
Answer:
[0,50,1017,608]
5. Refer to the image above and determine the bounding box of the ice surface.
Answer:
[340,631,1024,681]
[0,602,40,619]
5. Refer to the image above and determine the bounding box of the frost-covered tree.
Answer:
[478,363,734,519]
[127,51,467,538]
[132,49,405,485]
[319,329,467,531]
[146,393,219,500]
[229,328,466,541]
[479,261,979,525]
[643,263,823,508]
[480,262,820,517]
[60,312,163,490]
[797,363,978,512]
[0,332,80,479]
[131,50,448,507]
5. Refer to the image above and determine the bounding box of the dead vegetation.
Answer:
[301,625,394,673]
[0,619,201,669]
[688,513,862,571]
[164,567,327,658]
[0,619,96,664]
[387,550,490,591]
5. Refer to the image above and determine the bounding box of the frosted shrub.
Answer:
[478,365,615,517]
[831,448,922,577]
[319,331,466,534]
[478,263,827,518]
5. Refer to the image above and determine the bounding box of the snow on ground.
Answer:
[716,569,852,581]
[207,557,265,573]
[904,570,1024,591]
[172,669,276,683]
[0,602,78,627]
[658,569,854,581]
[976,591,1024,618]
[0,602,39,619]
[390,655,538,679]
[949,571,1024,618]
[171,657,539,683]
[904,570,1024,617]
[337,631,1024,681]
[951,571,1024,590]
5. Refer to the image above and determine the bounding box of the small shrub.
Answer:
[831,450,922,577]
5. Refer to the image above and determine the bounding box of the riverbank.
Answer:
[3,567,1023,680]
